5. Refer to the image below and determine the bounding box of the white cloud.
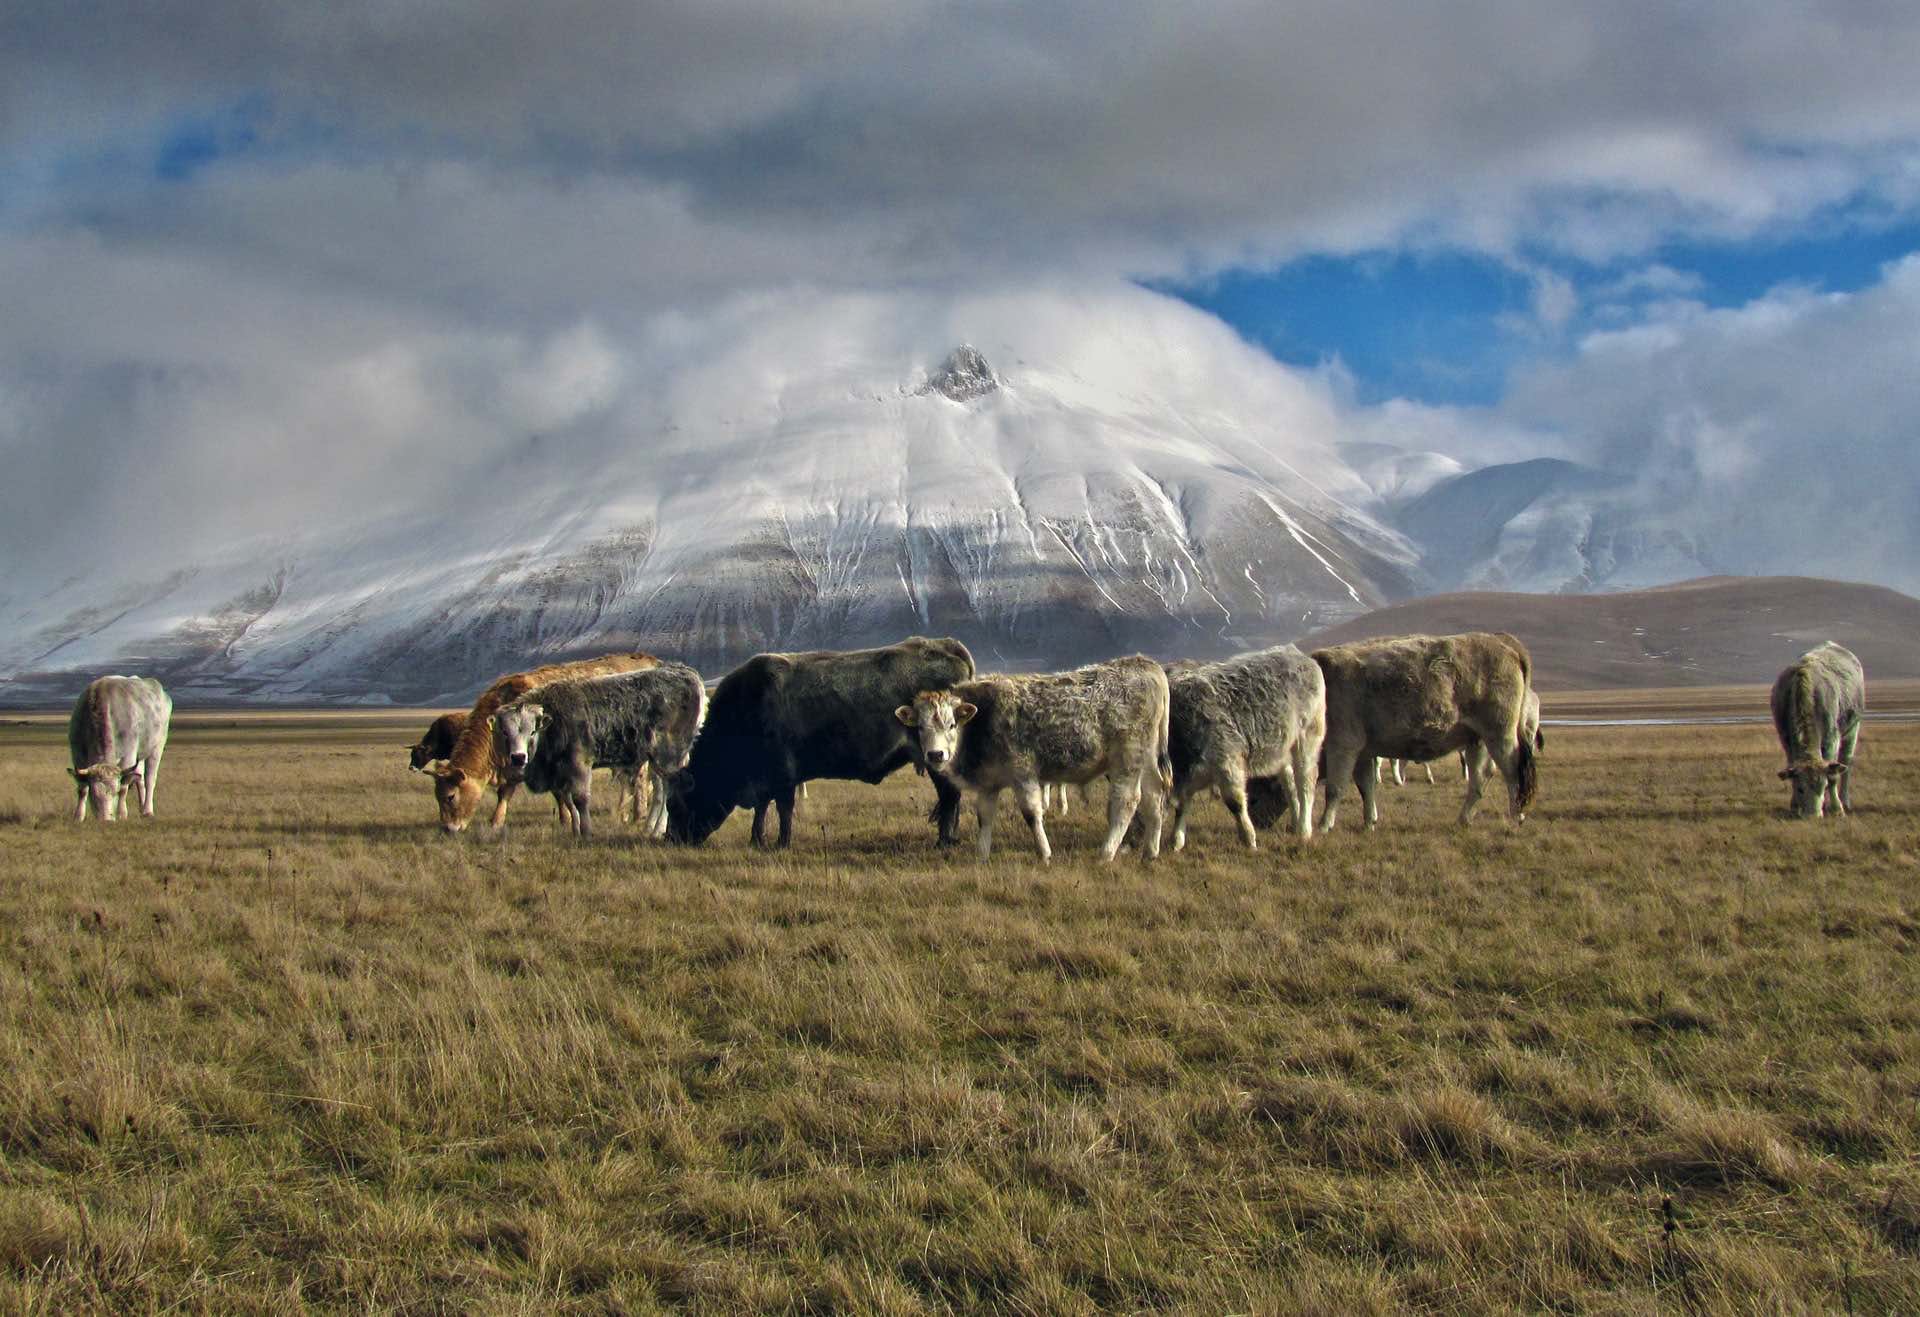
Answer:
[1494,254,1920,587]
[5,3,1920,594]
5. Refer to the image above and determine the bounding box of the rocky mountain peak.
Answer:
[924,345,998,401]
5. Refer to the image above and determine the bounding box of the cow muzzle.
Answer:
[508,752,528,769]
[925,749,949,767]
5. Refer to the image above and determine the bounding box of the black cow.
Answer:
[494,662,708,837]
[666,636,974,848]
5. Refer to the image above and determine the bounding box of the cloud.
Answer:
[1494,254,1920,587]
[9,2,1920,280]
[5,3,1920,596]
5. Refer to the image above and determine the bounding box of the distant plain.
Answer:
[0,693,1915,1312]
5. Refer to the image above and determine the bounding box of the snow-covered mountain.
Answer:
[1342,444,1717,596]
[0,326,1426,704]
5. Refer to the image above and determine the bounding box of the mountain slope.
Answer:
[1301,575,1920,688]
[0,341,1423,704]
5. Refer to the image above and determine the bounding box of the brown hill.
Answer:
[1300,576,1920,690]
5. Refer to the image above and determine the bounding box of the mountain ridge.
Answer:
[1300,575,1920,689]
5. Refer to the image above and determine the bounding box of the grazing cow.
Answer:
[1313,632,1539,831]
[407,711,470,771]
[68,675,171,822]
[897,655,1173,863]
[428,653,660,833]
[494,663,707,837]
[1160,645,1325,851]
[667,637,974,848]
[1771,641,1865,819]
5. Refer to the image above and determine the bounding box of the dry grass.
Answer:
[0,711,1916,1312]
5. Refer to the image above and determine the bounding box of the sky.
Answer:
[5,1,1920,589]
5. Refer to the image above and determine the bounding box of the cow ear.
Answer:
[894,704,918,726]
[955,702,978,724]
[68,767,82,781]
[530,705,548,731]
[437,766,466,786]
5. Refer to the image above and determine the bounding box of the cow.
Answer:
[1771,641,1865,819]
[68,675,171,822]
[1158,645,1325,851]
[428,653,661,833]
[666,637,974,849]
[1313,632,1539,831]
[897,655,1173,863]
[407,711,470,772]
[493,663,707,837]
[415,710,654,829]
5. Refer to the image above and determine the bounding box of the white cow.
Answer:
[68,675,172,822]
[1770,641,1864,818]
[899,656,1172,863]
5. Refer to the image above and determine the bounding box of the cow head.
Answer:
[895,690,976,771]
[1778,758,1845,818]
[407,740,436,772]
[69,762,135,821]
[430,765,485,832]
[493,703,546,773]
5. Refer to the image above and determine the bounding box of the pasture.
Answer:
[0,707,1916,1313]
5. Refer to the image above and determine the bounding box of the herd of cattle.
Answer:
[64,633,1869,849]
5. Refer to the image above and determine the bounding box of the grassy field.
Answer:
[0,707,1916,1313]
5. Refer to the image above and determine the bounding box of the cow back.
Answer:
[68,675,170,771]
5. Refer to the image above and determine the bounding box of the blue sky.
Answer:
[1166,215,1920,406]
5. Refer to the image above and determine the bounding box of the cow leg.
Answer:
[1423,761,1435,785]
[646,770,670,839]
[1170,785,1194,852]
[1458,742,1492,824]
[1289,742,1317,843]
[1319,740,1361,833]
[750,799,772,848]
[1015,780,1052,864]
[1217,762,1257,850]
[932,773,964,847]
[1838,723,1860,814]
[74,780,89,822]
[1483,738,1533,823]
[1041,782,1054,814]
[974,791,1000,861]
[1100,775,1144,863]
[138,754,160,817]
[1392,759,1406,787]
[1134,766,1166,861]
[1354,755,1381,830]
[490,780,518,830]
[570,782,593,838]
[774,786,796,848]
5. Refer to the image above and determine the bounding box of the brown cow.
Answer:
[428,653,660,833]
[407,711,470,771]
[1313,632,1539,831]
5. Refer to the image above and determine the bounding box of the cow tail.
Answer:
[1513,735,1539,813]
[1156,693,1174,795]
